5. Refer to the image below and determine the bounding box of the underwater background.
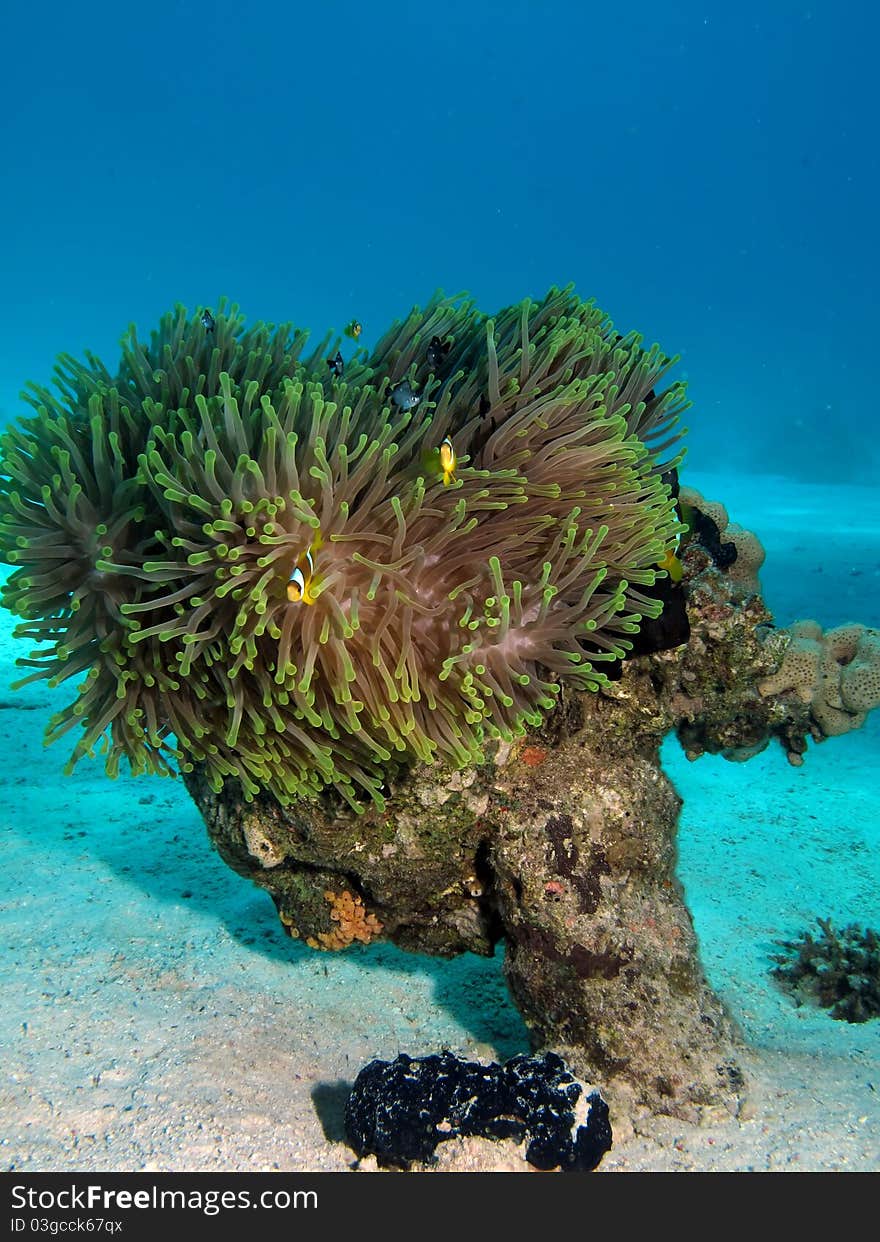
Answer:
[2,0,878,486]
[1,0,878,1170]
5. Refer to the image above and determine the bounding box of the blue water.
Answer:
[1,0,878,1170]
[1,0,877,483]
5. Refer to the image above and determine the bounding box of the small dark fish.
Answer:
[479,394,491,416]
[326,349,344,378]
[426,335,451,370]
[200,309,215,333]
[389,379,421,411]
[661,466,679,499]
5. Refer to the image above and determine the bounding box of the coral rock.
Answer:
[680,485,766,599]
[758,620,880,737]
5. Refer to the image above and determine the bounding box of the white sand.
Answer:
[1,473,878,1172]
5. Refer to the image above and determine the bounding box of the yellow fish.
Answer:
[657,547,683,583]
[438,435,456,486]
[420,435,458,486]
[344,319,362,341]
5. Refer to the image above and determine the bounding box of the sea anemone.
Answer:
[0,287,689,810]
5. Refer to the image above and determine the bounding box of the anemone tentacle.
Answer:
[0,289,687,809]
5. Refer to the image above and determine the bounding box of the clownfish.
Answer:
[419,437,456,484]
[287,543,320,604]
[344,319,362,341]
[438,435,456,486]
[420,435,458,486]
[657,547,683,584]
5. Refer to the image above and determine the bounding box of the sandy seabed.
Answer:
[2,472,878,1173]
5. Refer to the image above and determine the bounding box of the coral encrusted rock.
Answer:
[679,485,766,600]
[189,488,879,1121]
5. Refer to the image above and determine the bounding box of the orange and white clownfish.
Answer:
[287,543,319,604]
